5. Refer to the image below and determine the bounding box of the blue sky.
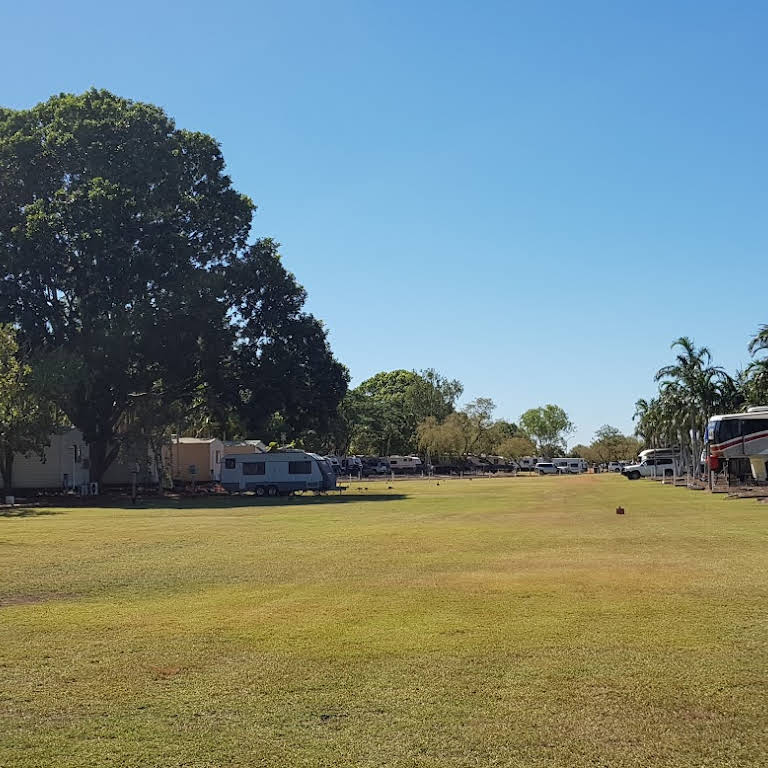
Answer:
[3,1,767,445]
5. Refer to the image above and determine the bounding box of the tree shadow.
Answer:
[93,492,409,510]
[0,508,64,518]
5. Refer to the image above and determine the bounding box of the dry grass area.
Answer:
[1,475,767,767]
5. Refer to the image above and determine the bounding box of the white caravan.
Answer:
[552,458,588,474]
[516,457,542,472]
[220,450,338,496]
[706,406,768,481]
[387,455,423,474]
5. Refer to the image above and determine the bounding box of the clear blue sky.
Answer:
[3,1,767,445]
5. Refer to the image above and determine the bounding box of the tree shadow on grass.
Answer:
[0,508,63,518]
[96,492,409,511]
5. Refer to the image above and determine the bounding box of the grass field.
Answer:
[1,475,767,767]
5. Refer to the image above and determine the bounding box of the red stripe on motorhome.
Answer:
[710,430,768,454]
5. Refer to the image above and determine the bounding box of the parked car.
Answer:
[607,461,622,472]
[535,462,559,475]
[622,456,678,480]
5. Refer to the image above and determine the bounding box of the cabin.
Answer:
[8,427,90,491]
[164,437,224,483]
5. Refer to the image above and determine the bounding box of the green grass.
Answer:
[1,475,767,767]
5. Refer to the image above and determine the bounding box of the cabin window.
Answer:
[243,462,266,475]
[224,458,236,470]
[288,461,312,474]
[657,458,673,465]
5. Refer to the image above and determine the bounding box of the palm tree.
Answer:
[745,326,768,406]
[654,337,728,474]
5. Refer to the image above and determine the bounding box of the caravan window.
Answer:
[289,461,312,474]
[224,458,236,470]
[243,462,266,475]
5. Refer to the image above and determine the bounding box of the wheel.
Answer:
[267,485,279,497]
[629,471,641,480]
[538,470,544,475]
[664,469,673,477]
[254,485,266,497]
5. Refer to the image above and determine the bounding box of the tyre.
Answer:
[254,485,266,497]
[664,469,673,477]
[629,471,641,480]
[267,485,279,497]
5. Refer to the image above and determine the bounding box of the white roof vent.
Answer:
[747,406,768,413]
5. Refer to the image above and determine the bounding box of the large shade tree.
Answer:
[519,404,574,456]
[344,369,462,455]
[0,90,347,481]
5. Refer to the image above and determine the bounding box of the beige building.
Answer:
[164,437,224,483]
[10,427,90,490]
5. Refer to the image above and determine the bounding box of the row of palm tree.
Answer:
[633,328,768,474]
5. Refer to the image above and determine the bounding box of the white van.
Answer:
[220,450,338,495]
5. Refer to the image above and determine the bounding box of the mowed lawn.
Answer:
[1,476,767,768]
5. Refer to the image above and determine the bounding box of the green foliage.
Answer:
[745,325,768,406]
[637,337,739,472]
[417,399,524,459]
[496,435,537,459]
[0,90,346,480]
[581,425,642,464]
[518,404,574,455]
[0,326,59,488]
[345,369,462,455]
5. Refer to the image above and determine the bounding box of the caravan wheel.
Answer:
[267,485,279,497]
[254,485,266,497]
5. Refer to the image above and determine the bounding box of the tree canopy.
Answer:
[0,90,347,480]
[518,405,574,456]
[343,369,462,455]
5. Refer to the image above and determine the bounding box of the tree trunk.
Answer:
[88,438,119,485]
[1,451,13,492]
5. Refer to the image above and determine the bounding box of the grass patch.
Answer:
[1,475,766,766]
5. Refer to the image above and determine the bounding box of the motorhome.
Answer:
[706,406,768,481]
[220,450,338,495]
[387,455,423,474]
[516,457,542,472]
[552,458,588,474]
